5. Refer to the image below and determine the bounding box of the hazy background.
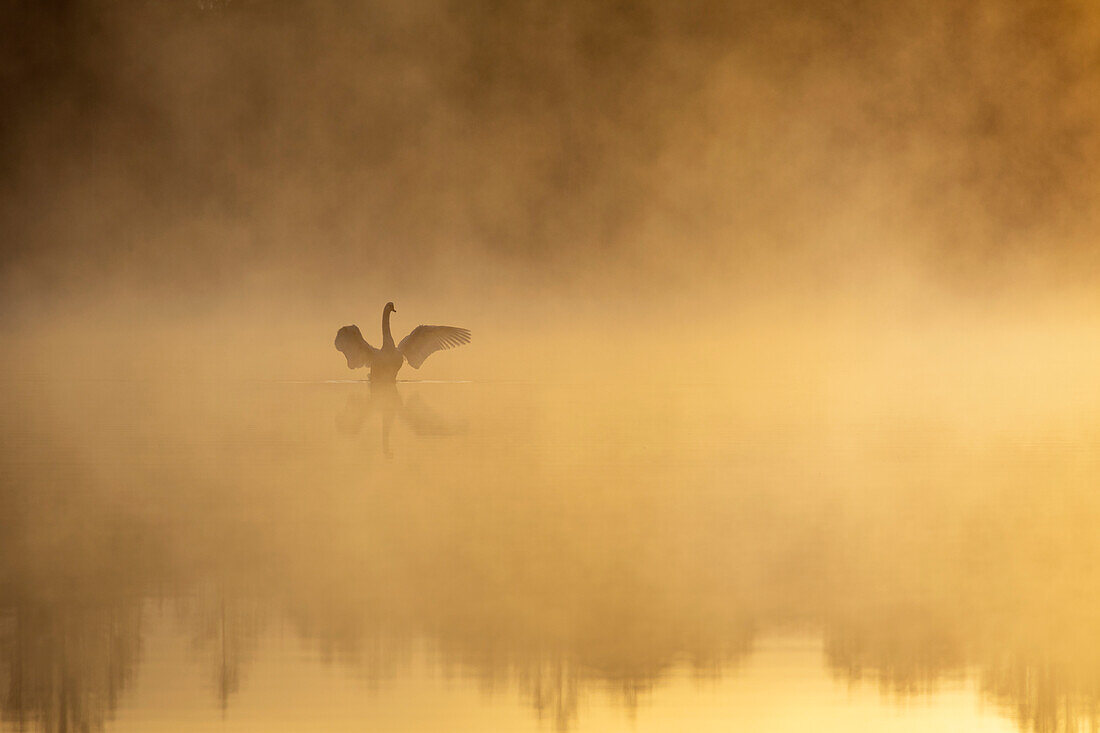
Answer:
[2,0,1100,392]
[5,6,1100,729]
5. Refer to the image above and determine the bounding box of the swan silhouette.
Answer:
[334,302,471,381]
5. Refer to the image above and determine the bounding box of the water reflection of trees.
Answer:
[175,590,267,713]
[3,384,1100,731]
[0,602,142,733]
[824,606,964,696]
[0,467,148,733]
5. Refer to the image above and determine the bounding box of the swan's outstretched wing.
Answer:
[335,325,378,369]
[398,325,471,368]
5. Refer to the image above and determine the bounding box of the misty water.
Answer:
[1,377,1097,733]
[6,0,1100,728]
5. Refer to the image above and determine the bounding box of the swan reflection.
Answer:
[335,382,464,456]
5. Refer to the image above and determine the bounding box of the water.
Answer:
[1,378,1097,732]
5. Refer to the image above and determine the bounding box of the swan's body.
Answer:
[335,302,471,382]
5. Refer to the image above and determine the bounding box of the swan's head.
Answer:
[384,301,396,314]
[334,325,368,368]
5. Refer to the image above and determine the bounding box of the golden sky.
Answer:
[4,1,1100,301]
[2,0,1099,382]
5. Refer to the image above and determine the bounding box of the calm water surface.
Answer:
[1,379,1097,732]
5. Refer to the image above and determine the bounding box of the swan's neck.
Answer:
[382,308,395,348]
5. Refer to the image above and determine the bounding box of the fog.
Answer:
[5,6,1100,729]
[3,0,1100,398]
[6,376,1100,731]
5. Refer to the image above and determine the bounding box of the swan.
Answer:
[334,302,471,382]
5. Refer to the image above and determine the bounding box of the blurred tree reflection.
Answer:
[4,383,1100,731]
[0,463,149,733]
